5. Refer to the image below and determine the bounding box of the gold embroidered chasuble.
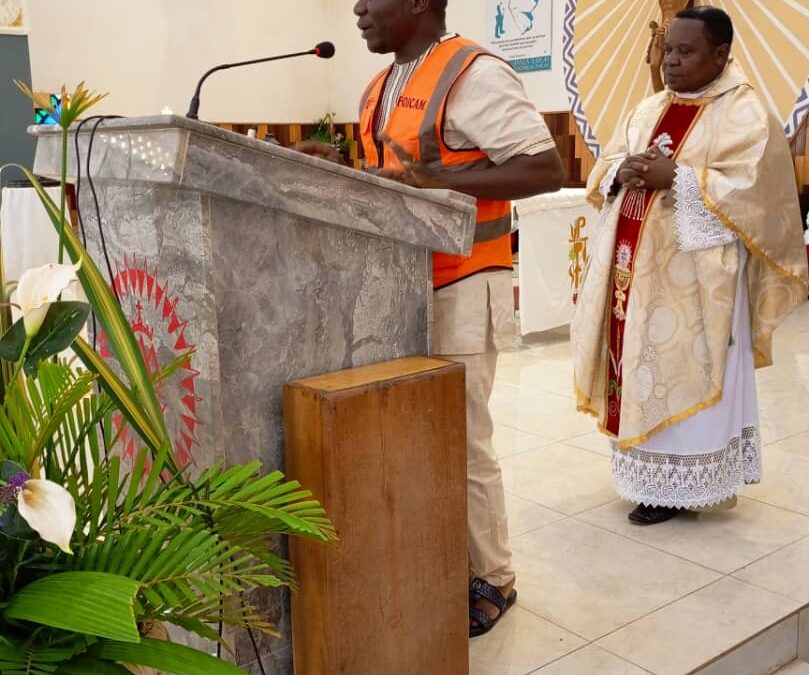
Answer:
[572,62,809,450]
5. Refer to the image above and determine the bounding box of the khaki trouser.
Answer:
[433,270,516,588]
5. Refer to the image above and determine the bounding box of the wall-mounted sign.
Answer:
[486,0,553,73]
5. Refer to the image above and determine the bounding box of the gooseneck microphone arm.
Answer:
[186,41,335,120]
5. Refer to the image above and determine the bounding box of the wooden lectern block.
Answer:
[284,357,468,675]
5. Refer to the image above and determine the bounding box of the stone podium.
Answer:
[31,116,476,674]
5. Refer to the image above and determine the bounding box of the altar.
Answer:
[514,188,599,335]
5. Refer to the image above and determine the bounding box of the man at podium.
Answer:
[350,0,564,639]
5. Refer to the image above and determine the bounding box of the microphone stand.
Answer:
[186,49,315,120]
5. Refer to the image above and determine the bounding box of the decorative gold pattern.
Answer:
[571,0,809,150]
[0,0,23,28]
[612,242,633,321]
[569,216,590,303]
[572,62,808,451]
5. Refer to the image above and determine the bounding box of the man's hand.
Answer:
[380,133,448,189]
[616,146,676,190]
[376,134,564,201]
[294,140,346,165]
[616,154,653,189]
[639,145,677,190]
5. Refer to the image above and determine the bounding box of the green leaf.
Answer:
[0,317,26,362]
[0,459,26,480]
[23,302,91,376]
[71,337,165,456]
[3,572,141,643]
[0,639,89,675]
[97,637,248,675]
[56,656,132,675]
[0,504,37,539]
[8,166,172,463]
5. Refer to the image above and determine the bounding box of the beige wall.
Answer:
[26,0,334,122]
[327,0,569,121]
[26,0,568,123]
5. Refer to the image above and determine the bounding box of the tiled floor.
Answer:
[470,302,809,675]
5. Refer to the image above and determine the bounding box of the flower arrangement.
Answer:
[309,111,350,159]
[0,83,335,674]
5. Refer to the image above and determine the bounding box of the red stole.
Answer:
[605,101,705,436]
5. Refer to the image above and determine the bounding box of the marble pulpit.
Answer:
[31,116,476,674]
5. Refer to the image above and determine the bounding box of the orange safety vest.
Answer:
[359,36,513,290]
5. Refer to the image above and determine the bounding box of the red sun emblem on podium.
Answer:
[98,256,201,467]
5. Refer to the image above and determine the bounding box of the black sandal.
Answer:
[628,503,681,525]
[469,577,517,638]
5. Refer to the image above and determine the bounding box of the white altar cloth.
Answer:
[514,188,598,335]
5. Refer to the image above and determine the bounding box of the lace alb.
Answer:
[673,166,737,252]
[612,425,761,509]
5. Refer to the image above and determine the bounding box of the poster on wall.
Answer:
[486,0,552,73]
[0,0,26,31]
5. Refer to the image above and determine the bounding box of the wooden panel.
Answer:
[215,121,364,169]
[284,357,468,675]
[216,111,595,181]
[542,111,595,187]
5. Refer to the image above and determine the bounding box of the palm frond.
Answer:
[0,639,87,675]
[119,462,336,542]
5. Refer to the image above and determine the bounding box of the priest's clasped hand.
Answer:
[616,145,677,191]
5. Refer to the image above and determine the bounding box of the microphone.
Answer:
[185,41,336,120]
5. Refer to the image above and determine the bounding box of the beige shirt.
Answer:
[376,37,556,165]
[376,38,553,356]
[444,55,556,164]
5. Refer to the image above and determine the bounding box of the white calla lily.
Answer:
[14,261,82,337]
[17,478,77,554]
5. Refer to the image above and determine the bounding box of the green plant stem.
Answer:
[9,334,33,386]
[58,127,69,264]
[0,213,13,398]
[8,539,31,593]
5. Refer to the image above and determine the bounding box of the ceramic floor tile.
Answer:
[510,519,720,641]
[562,431,613,457]
[500,444,616,515]
[765,431,809,458]
[755,348,809,384]
[472,303,809,672]
[693,614,798,675]
[512,329,572,355]
[495,358,576,398]
[757,373,809,402]
[493,423,553,459]
[536,645,651,674]
[578,498,809,573]
[800,608,809,661]
[734,536,809,603]
[468,606,586,675]
[776,662,809,675]
[758,389,809,444]
[746,435,809,515]
[490,389,596,441]
[597,577,803,675]
[505,493,566,537]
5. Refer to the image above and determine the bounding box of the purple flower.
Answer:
[0,471,31,505]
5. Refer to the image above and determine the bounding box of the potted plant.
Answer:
[0,83,335,674]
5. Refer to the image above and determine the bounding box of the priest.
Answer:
[572,6,809,525]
